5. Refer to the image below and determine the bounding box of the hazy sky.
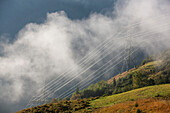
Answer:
[0,0,114,40]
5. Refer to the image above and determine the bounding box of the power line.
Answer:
[30,21,170,107]
[57,34,170,99]
[25,13,170,107]
[32,13,170,96]
[29,21,170,107]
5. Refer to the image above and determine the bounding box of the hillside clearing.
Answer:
[90,84,170,108]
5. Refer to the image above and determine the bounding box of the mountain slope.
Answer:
[70,50,170,99]
[17,84,170,113]
[93,98,170,113]
[17,50,170,112]
[91,84,170,113]
[90,84,170,108]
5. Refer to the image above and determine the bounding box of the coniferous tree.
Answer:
[133,72,142,88]
[76,86,80,94]
[113,78,116,87]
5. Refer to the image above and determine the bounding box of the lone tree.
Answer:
[76,86,80,94]
[113,78,116,87]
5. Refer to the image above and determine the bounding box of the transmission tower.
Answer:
[121,26,136,73]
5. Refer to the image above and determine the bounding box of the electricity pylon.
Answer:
[121,27,136,73]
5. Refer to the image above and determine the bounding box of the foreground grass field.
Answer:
[93,98,170,113]
[90,84,170,108]
[17,84,170,113]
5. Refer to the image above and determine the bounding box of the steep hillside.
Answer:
[90,84,170,107]
[17,84,170,113]
[91,84,170,113]
[70,50,170,99]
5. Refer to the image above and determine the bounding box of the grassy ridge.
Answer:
[90,84,170,108]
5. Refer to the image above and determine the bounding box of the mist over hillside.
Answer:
[0,0,170,112]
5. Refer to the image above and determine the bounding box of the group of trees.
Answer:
[75,80,110,98]
[70,53,170,99]
[71,69,170,99]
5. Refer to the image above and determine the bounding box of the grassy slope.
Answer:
[71,50,170,100]
[17,84,170,113]
[108,60,160,85]
[77,60,162,99]
[90,84,170,108]
[93,98,170,113]
[18,50,170,112]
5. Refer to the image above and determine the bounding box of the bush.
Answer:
[136,108,141,113]
[50,98,57,103]
[134,102,139,107]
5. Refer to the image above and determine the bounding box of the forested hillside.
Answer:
[70,50,170,99]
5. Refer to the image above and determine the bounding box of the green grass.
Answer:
[90,84,170,108]
[18,84,170,113]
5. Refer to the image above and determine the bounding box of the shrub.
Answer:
[134,102,138,107]
[50,98,57,103]
[136,108,141,113]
